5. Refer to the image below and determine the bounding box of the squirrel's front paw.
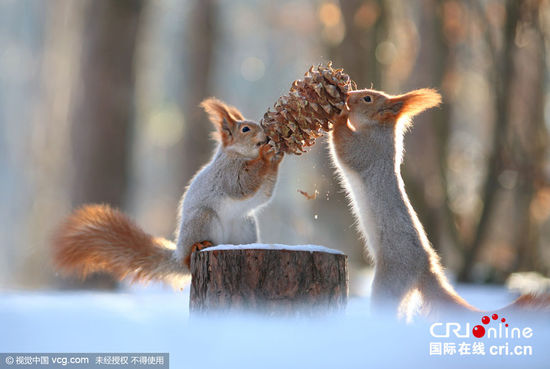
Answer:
[260,144,284,166]
[258,143,277,161]
[271,151,284,165]
[333,107,350,127]
[183,240,213,268]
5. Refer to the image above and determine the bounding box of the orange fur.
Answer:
[246,144,281,175]
[388,88,442,120]
[183,241,212,269]
[52,204,181,282]
[507,293,550,312]
[228,143,283,198]
[344,88,442,129]
[377,88,442,126]
[200,97,244,145]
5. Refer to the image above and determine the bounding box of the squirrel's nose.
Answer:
[346,91,360,106]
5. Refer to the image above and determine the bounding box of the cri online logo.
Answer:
[430,314,533,339]
[472,314,505,338]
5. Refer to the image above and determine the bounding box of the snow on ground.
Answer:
[202,243,344,254]
[1,285,549,369]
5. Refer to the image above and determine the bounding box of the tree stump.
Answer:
[190,244,348,315]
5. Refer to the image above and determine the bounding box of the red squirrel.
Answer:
[53,98,283,283]
[329,87,549,316]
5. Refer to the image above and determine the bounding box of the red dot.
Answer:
[505,324,509,327]
[481,316,490,324]
[472,325,486,338]
[501,318,506,323]
[492,313,499,320]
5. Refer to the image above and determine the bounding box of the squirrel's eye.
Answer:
[241,126,250,133]
[363,96,372,103]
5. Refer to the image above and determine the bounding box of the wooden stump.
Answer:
[190,245,348,315]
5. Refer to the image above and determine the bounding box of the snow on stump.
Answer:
[190,244,348,315]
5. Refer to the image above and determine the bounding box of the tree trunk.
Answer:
[64,0,144,289]
[70,0,143,207]
[318,0,388,281]
[190,246,348,315]
[459,0,521,282]
[178,0,218,187]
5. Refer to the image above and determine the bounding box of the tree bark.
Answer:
[70,0,143,208]
[178,0,218,187]
[64,0,144,289]
[318,0,388,278]
[458,0,521,282]
[190,248,348,315]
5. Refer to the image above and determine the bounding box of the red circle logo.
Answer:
[472,325,486,338]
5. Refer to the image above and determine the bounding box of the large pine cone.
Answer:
[261,62,356,154]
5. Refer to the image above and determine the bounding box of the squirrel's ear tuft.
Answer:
[200,97,245,144]
[383,88,441,122]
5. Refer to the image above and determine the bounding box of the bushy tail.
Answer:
[419,270,479,314]
[505,293,550,312]
[420,270,550,316]
[52,204,185,283]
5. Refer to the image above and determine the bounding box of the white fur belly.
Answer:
[215,192,265,243]
[340,169,379,258]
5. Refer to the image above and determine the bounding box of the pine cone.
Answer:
[261,62,356,154]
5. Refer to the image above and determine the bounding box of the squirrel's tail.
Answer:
[419,270,550,316]
[505,293,550,312]
[419,270,479,314]
[52,204,185,283]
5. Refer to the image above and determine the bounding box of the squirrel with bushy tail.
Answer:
[53,98,282,283]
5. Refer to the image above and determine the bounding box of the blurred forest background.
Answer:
[1,0,550,294]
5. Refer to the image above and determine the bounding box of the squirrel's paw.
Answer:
[271,151,284,165]
[333,107,350,127]
[184,240,213,268]
[259,143,284,165]
[258,143,276,160]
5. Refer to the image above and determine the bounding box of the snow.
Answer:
[202,243,344,254]
[1,285,549,369]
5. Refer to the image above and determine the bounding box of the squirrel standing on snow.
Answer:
[329,88,549,316]
[53,97,283,283]
[329,88,476,315]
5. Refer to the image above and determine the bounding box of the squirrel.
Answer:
[53,97,283,284]
[329,87,549,316]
